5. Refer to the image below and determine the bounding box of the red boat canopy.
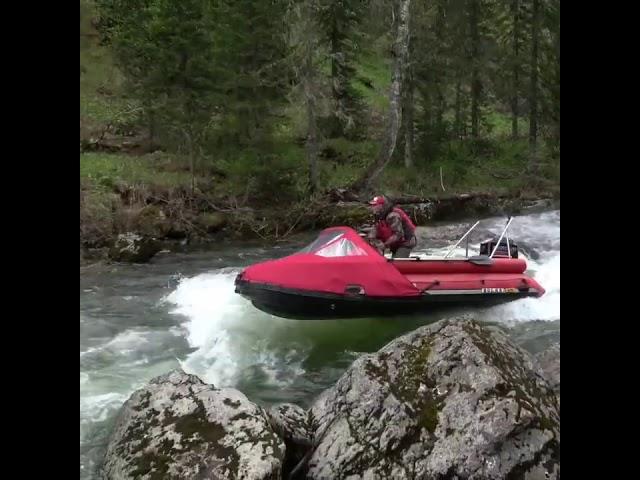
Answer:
[241,227,421,297]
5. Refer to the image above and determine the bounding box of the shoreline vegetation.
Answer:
[80,0,559,263]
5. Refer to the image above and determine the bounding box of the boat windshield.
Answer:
[297,230,368,257]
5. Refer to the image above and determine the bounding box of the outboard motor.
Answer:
[480,237,519,258]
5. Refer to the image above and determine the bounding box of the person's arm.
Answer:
[364,223,384,253]
[367,224,377,240]
[384,213,404,247]
[370,239,385,254]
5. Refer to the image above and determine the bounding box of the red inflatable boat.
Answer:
[235,221,545,319]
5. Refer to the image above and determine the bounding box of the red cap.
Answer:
[368,195,385,206]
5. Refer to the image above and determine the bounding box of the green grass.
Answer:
[80,152,193,188]
[374,138,556,197]
[213,141,308,200]
[80,45,135,125]
[485,111,530,139]
[79,3,557,205]
[353,51,391,112]
[80,0,133,125]
[311,39,391,115]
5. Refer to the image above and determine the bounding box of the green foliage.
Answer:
[80,1,128,125]
[213,0,291,144]
[80,152,192,188]
[80,186,117,247]
[82,0,559,208]
[317,0,369,138]
[353,49,391,112]
[95,0,290,155]
[377,137,537,196]
[217,143,307,202]
[406,0,558,172]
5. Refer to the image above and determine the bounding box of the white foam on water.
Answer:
[80,392,129,426]
[80,323,184,441]
[252,347,308,387]
[478,252,559,324]
[80,210,559,478]
[420,211,560,325]
[80,329,150,359]
[484,211,559,324]
[474,212,559,325]
[164,211,560,386]
[80,356,180,441]
[164,271,308,388]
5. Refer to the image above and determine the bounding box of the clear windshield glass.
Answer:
[315,237,368,257]
[297,229,368,257]
[297,231,345,254]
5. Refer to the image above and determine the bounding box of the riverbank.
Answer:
[81,4,560,266]
[80,156,559,265]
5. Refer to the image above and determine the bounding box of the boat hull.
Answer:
[235,278,539,320]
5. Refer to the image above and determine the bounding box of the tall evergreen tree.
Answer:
[528,0,540,165]
[351,0,411,191]
[288,0,323,193]
[317,0,368,138]
[216,0,291,147]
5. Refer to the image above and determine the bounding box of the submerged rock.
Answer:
[101,370,285,479]
[306,317,560,479]
[108,232,162,263]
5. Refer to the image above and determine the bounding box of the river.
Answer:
[80,209,560,478]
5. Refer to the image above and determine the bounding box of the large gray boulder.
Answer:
[100,320,561,480]
[266,403,313,478]
[535,342,560,406]
[266,403,312,449]
[535,343,560,391]
[306,318,560,479]
[101,370,285,479]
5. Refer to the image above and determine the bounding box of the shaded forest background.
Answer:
[80,0,559,251]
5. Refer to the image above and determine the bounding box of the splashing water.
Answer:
[79,209,559,479]
[164,270,311,388]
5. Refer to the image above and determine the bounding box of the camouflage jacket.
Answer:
[368,210,416,251]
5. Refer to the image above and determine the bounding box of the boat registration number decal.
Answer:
[482,288,519,293]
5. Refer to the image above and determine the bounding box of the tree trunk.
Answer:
[185,129,195,196]
[404,79,414,168]
[330,5,346,137]
[529,0,539,166]
[147,107,156,152]
[435,90,445,135]
[511,0,520,139]
[454,76,462,139]
[302,31,319,193]
[306,100,319,193]
[552,0,560,150]
[423,90,432,134]
[404,16,414,169]
[470,0,480,139]
[434,0,445,133]
[351,0,411,192]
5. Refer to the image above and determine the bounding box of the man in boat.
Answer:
[367,195,417,258]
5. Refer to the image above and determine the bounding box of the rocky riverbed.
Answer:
[100,317,560,479]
